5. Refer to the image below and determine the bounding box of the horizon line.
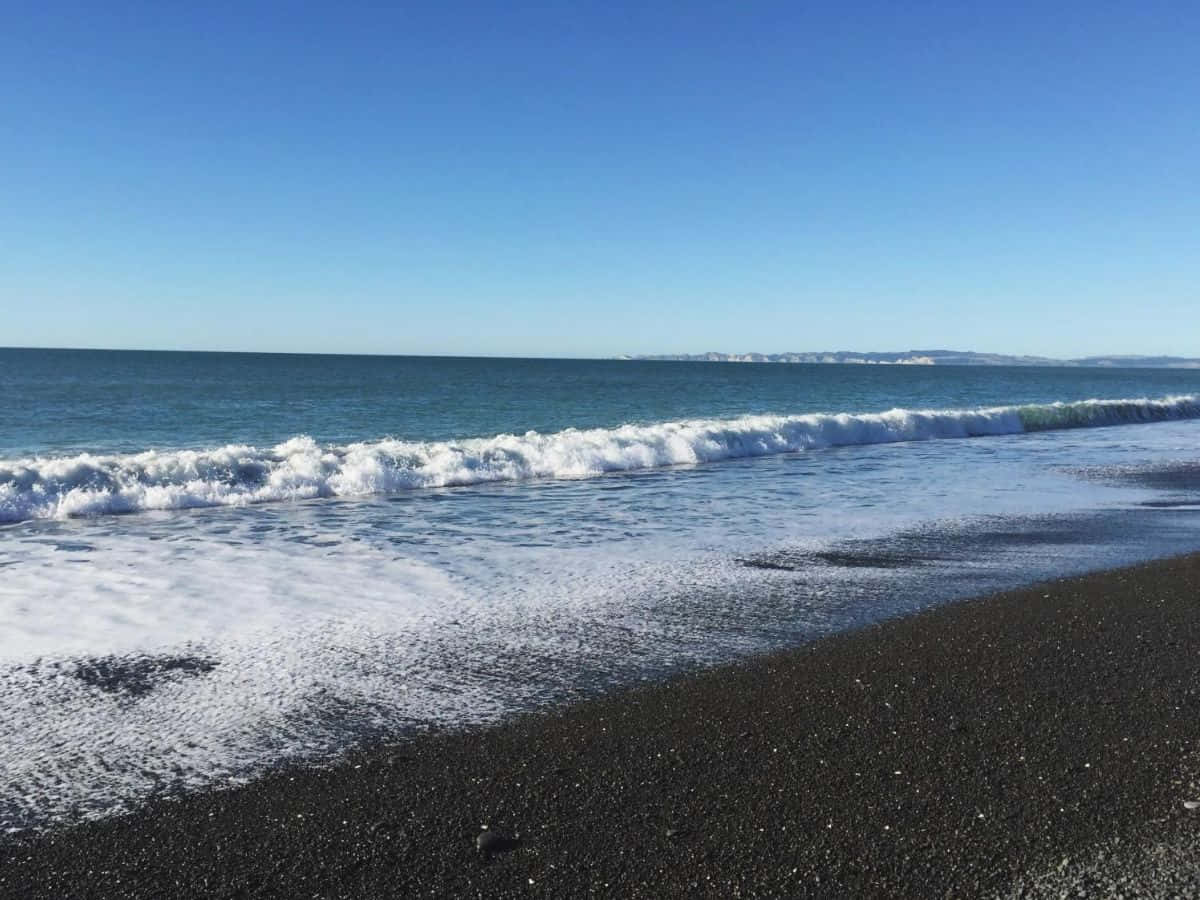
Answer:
[2,344,1197,364]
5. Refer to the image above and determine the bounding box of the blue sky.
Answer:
[3,1,1197,357]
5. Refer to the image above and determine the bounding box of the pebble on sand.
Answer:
[477,828,519,856]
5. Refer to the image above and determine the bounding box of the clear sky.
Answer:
[3,1,1197,358]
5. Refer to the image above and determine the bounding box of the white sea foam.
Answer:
[1,395,1197,522]
[0,531,778,829]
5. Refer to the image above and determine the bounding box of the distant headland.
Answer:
[619,350,1200,368]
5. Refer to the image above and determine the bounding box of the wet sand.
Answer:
[3,553,1200,898]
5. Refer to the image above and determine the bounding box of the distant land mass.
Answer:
[620,350,1200,368]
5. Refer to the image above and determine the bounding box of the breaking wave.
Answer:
[3,395,1197,522]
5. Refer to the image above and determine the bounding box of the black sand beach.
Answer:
[4,553,1200,898]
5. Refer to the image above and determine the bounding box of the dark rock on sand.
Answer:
[477,828,519,856]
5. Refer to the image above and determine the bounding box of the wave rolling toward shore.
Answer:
[3,394,1197,522]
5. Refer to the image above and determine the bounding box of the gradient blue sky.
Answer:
[3,1,1197,357]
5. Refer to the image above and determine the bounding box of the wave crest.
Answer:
[3,395,1197,522]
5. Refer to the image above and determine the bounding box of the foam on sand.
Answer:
[0,530,776,831]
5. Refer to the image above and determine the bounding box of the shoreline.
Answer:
[4,553,1200,898]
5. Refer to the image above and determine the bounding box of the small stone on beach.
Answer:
[477,828,519,856]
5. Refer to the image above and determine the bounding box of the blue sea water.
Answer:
[3,348,1200,830]
[5,348,1200,457]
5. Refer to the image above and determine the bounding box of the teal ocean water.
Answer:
[3,348,1200,830]
[4,347,1200,459]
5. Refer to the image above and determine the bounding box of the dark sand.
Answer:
[4,554,1200,898]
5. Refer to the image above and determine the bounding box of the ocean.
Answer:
[3,348,1200,831]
